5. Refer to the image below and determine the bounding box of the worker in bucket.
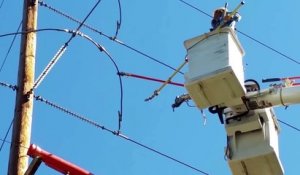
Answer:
[210,7,241,31]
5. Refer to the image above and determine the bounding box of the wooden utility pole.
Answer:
[8,0,38,174]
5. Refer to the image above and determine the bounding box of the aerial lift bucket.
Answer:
[184,27,246,109]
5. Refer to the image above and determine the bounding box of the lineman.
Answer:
[210,7,241,31]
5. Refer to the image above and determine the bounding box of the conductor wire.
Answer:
[28,0,103,95]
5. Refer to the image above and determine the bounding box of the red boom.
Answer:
[27,144,93,175]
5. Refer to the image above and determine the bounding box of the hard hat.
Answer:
[213,7,227,15]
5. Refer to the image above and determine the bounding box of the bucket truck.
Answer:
[183,25,300,174]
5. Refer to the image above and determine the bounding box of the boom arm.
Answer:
[246,85,300,109]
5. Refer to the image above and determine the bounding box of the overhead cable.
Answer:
[0,119,13,152]
[113,0,122,39]
[2,81,209,174]
[79,32,124,132]
[33,94,208,175]
[236,30,300,65]
[278,119,300,132]
[38,0,183,74]
[28,0,102,94]
[179,0,212,18]
[0,0,5,9]
[0,29,124,131]
[0,21,22,74]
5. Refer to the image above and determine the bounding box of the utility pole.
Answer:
[8,0,38,174]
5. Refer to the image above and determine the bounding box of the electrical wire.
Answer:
[0,82,16,152]
[178,0,300,65]
[0,21,22,74]
[0,138,29,150]
[236,30,300,65]
[278,119,300,132]
[114,40,184,74]
[186,101,196,108]
[0,28,72,38]
[0,82,208,174]
[68,0,102,42]
[0,81,18,91]
[121,135,208,175]
[179,0,212,18]
[3,80,300,173]
[0,28,125,131]
[0,119,13,151]
[77,32,124,132]
[33,94,209,175]
[112,0,122,39]
[29,0,102,93]
[0,0,5,9]
[38,0,183,74]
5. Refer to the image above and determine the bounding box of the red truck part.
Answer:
[27,144,93,175]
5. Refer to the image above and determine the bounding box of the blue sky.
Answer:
[1,0,300,174]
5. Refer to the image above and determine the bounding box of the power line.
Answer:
[0,21,22,74]
[33,94,209,175]
[278,119,300,132]
[79,33,124,131]
[0,82,16,152]
[2,80,300,174]
[0,119,13,152]
[0,81,208,174]
[114,40,184,74]
[0,28,72,38]
[0,81,18,91]
[236,30,300,65]
[178,0,300,65]
[0,138,29,150]
[112,0,122,39]
[0,28,125,131]
[179,0,212,18]
[0,0,5,9]
[28,0,102,94]
[121,135,208,174]
[38,0,183,74]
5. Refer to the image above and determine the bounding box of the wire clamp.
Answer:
[145,90,159,102]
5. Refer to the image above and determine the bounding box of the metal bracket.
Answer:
[24,157,42,175]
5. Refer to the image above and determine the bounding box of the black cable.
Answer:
[64,0,102,45]
[28,0,102,93]
[38,0,183,74]
[0,28,72,38]
[112,0,122,39]
[178,0,212,18]
[186,101,196,107]
[0,82,17,152]
[278,119,300,132]
[0,29,124,132]
[178,0,300,65]
[114,40,184,74]
[236,30,300,65]
[79,33,124,132]
[0,21,22,74]
[32,94,209,174]
[0,138,29,150]
[120,135,209,175]
[0,119,13,151]
[0,0,5,9]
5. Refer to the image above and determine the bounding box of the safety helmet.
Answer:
[213,7,227,15]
